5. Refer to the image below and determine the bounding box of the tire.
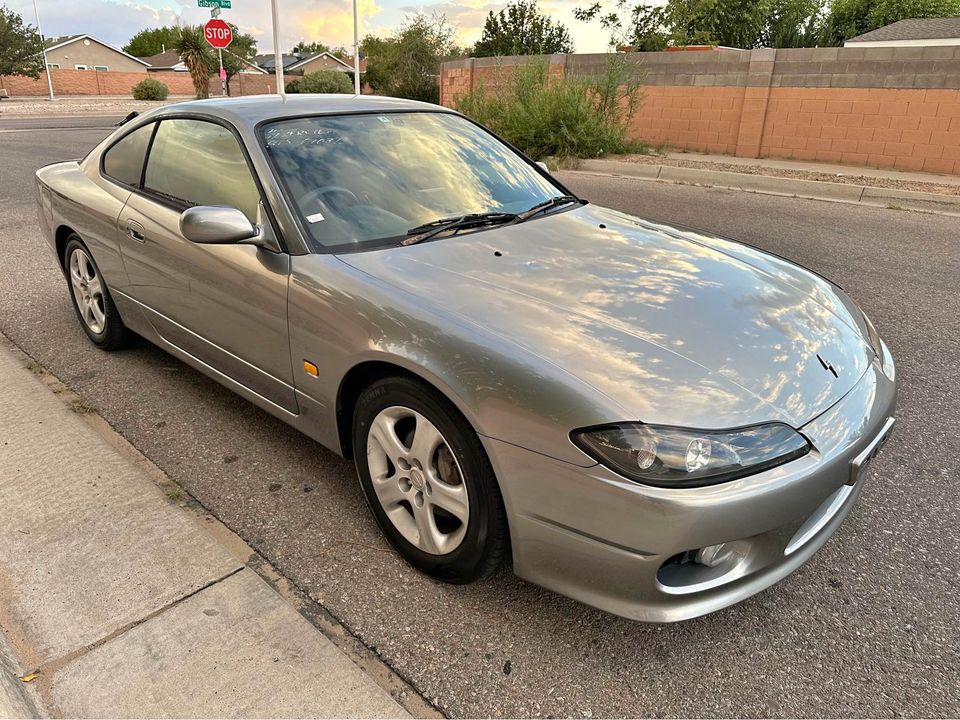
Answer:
[353,375,509,583]
[63,236,130,351]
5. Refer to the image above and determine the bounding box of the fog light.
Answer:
[695,543,731,567]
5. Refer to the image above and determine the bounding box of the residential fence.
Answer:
[0,69,300,99]
[441,46,960,175]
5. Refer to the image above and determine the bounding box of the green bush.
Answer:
[285,78,302,94]
[456,56,646,161]
[131,77,169,101]
[296,69,354,94]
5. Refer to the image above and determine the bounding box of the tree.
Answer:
[575,0,825,49]
[362,13,461,103]
[123,27,179,57]
[820,0,960,45]
[292,40,331,54]
[219,24,257,95]
[764,0,825,48]
[0,5,43,78]
[173,24,216,99]
[472,0,574,56]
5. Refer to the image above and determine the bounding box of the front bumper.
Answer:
[486,342,896,622]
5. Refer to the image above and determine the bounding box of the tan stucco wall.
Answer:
[46,39,146,73]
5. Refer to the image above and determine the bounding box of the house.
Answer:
[253,53,302,73]
[287,51,365,75]
[143,49,267,75]
[844,17,960,47]
[43,34,149,72]
[254,51,366,76]
[140,50,187,72]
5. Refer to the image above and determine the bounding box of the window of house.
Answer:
[46,63,60,69]
[74,64,89,71]
[94,65,108,72]
[143,118,261,222]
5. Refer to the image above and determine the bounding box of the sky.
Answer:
[9,0,615,56]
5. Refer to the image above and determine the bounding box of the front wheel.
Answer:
[64,236,130,350]
[353,376,509,583]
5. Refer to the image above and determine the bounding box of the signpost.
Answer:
[204,18,232,97]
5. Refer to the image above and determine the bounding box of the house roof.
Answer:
[846,17,960,43]
[43,34,152,66]
[139,50,184,69]
[253,53,301,71]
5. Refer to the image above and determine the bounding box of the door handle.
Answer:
[124,219,145,243]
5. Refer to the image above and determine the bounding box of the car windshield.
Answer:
[261,112,564,250]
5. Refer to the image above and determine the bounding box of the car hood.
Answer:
[339,204,874,429]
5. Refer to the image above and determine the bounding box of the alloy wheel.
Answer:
[366,406,470,555]
[69,248,106,335]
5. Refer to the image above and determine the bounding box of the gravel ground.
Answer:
[2,126,959,718]
[614,152,960,197]
[0,98,186,117]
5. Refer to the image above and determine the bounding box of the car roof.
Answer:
[149,94,454,127]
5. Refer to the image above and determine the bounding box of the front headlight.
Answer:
[571,422,811,488]
[861,310,884,369]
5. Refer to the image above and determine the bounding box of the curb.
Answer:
[574,159,960,217]
[0,632,42,719]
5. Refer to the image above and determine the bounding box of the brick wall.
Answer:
[0,69,196,97]
[0,69,301,99]
[441,46,960,175]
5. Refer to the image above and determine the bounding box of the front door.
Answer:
[117,117,297,413]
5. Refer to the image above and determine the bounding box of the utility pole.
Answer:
[32,0,55,101]
[352,0,360,95]
[270,0,284,96]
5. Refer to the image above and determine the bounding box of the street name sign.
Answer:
[198,0,232,7]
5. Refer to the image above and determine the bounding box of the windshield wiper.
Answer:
[513,195,581,224]
[402,212,517,246]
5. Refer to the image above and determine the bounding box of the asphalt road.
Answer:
[2,125,958,718]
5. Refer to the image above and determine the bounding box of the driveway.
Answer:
[1,121,957,717]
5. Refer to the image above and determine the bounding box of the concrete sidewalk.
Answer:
[0,340,411,719]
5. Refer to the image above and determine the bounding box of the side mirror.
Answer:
[536,161,550,173]
[179,206,258,245]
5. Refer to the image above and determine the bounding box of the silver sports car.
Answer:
[35,95,896,622]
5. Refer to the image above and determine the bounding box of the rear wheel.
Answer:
[64,236,130,350]
[352,376,509,583]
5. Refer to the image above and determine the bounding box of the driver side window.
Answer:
[144,118,261,223]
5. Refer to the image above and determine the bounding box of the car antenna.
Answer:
[114,111,139,127]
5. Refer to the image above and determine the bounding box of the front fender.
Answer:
[288,254,626,466]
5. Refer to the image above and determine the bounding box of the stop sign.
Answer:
[204,19,233,49]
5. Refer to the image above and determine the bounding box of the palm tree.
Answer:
[173,24,215,99]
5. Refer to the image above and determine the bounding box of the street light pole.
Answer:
[352,0,360,95]
[270,0,285,96]
[31,0,55,101]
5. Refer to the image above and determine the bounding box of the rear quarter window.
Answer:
[102,122,155,187]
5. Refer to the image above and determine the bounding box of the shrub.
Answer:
[456,55,647,161]
[296,69,354,94]
[285,78,302,94]
[131,77,169,101]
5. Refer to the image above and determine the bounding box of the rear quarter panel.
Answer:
[35,158,132,290]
